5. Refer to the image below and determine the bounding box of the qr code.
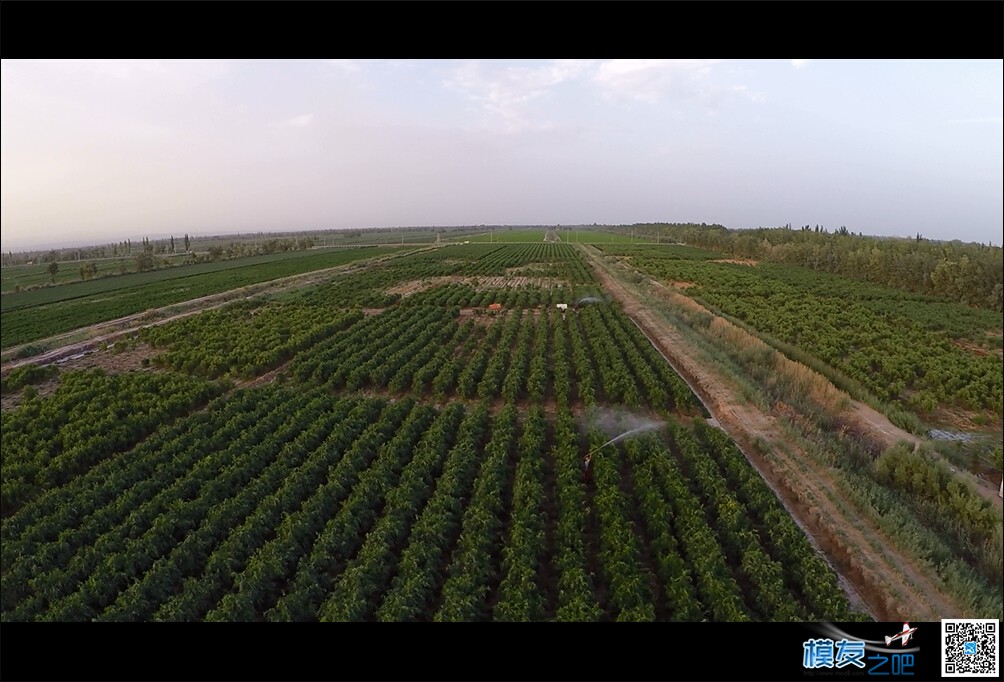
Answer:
[943,619,999,677]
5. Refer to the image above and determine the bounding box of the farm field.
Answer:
[461,229,640,244]
[1,254,190,292]
[2,242,866,622]
[595,244,1004,429]
[1,240,1000,622]
[0,246,402,350]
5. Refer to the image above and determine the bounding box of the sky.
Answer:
[1,59,1002,251]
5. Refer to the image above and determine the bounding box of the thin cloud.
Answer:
[791,59,811,69]
[445,59,593,131]
[594,59,720,102]
[273,113,314,128]
[594,59,757,110]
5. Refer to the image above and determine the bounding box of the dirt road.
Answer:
[583,245,965,621]
[1,248,422,375]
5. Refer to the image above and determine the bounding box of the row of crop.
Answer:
[430,322,488,398]
[565,306,599,406]
[462,243,597,284]
[669,423,805,621]
[141,302,364,379]
[4,387,328,621]
[691,423,854,619]
[579,307,644,407]
[499,308,536,403]
[341,310,456,391]
[475,310,526,400]
[153,398,412,621]
[551,408,604,620]
[0,386,281,612]
[54,393,341,622]
[373,405,492,621]
[455,316,506,398]
[95,396,367,621]
[644,434,751,621]
[2,389,860,620]
[207,399,439,620]
[289,306,455,387]
[588,429,657,621]
[433,404,518,621]
[593,303,697,411]
[493,406,548,620]
[289,243,595,310]
[1,370,223,516]
[388,321,472,394]
[403,283,583,309]
[316,403,468,621]
[621,437,703,620]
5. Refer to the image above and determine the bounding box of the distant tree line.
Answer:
[2,233,315,288]
[633,223,1003,312]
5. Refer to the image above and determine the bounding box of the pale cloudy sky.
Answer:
[1,59,1001,250]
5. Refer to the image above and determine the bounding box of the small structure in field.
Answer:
[556,303,568,310]
[487,303,502,312]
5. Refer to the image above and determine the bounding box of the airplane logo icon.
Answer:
[885,622,918,646]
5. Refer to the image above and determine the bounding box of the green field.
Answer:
[596,244,1004,426]
[0,242,877,622]
[1,255,189,293]
[0,247,402,349]
[460,229,639,244]
[2,240,999,622]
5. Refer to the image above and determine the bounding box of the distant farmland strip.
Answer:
[0,247,396,349]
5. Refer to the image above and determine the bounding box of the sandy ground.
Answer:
[387,275,571,299]
[583,244,968,621]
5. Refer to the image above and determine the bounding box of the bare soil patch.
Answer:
[928,403,1001,433]
[67,342,163,375]
[711,258,759,266]
[1,343,163,411]
[474,275,567,290]
[504,263,552,275]
[387,274,571,299]
[386,276,466,297]
[952,339,991,357]
[2,377,60,410]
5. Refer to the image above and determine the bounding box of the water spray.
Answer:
[580,407,664,466]
[584,423,662,460]
[574,296,605,307]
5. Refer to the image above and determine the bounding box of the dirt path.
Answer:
[628,256,1002,510]
[582,245,965,621]
[1,248,424,375]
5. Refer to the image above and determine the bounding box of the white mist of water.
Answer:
[581,406,664,457]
